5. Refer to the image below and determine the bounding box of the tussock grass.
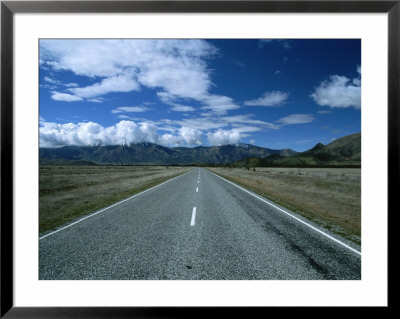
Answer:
[207,167,361,245]
[39,165,191,234]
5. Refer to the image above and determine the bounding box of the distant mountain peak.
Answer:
[134,142,155,146]
[311,143,325,151]
[234,142,249,149]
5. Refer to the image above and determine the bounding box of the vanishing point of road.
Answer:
[39,168,361,280]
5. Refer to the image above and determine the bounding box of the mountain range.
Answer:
[39,132,361,167]
[39,142,297,165]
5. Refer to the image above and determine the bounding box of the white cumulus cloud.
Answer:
[202,95,240,114]
[160,127,202,146]
[179,127,203,145]
[207,129,241,146]
[310,68,361,109]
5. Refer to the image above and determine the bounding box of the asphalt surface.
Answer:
[39,168,361,280]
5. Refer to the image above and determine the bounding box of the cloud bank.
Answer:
[40,120,207,148]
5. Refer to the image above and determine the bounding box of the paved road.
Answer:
[39,168,361,280]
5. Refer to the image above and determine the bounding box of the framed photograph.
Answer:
[1,0,395,317]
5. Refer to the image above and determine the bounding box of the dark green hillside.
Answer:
[323,132,361,160]
[226,132,361,168]
[269,132,360,167]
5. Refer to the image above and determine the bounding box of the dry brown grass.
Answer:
[39,165,191,234]
[207,167,361,244]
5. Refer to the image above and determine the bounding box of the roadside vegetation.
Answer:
[207,167,361,245]
[39,165,191,234]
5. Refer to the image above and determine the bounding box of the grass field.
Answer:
[207,167,361,245]
[39,165,191,234]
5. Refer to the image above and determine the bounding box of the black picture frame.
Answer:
[1,1,396,317]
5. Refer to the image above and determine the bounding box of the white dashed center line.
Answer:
[196,187,198,192]
[190,207,197,226]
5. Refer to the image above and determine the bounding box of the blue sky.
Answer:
[39,39,361,151]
